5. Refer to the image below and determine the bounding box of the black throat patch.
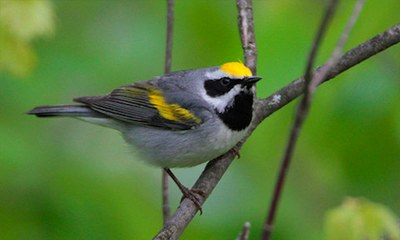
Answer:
[217,92,254,131]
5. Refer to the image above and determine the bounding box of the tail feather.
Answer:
[28,105,106,118]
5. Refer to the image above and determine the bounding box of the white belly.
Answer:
[123,121,248,168]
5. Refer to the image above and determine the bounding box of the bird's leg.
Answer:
[164,168,204,214]
[229,145,241,158]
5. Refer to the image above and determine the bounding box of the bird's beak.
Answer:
[243,76,262,86]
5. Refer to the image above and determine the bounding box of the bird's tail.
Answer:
[28,105,105,118]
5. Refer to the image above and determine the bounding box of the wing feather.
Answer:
[74,83,202,130]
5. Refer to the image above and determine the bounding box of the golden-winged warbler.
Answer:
[29,62,261,208]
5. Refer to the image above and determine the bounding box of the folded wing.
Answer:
[74,83,202,130]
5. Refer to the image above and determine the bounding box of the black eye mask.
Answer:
[204,77,241,97]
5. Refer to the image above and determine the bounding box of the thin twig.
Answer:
[253,23,400,124]
[309,0,365,92]
[164,0,174,74]
[302,0,338,105]
[235,3,256,239]
[162,171,170,224]
[162,0,175,224]
[236,222,251,240]
[262,1,338,238]
[153,23,400,240]
[237,0,257,74]
[261,0,365,239]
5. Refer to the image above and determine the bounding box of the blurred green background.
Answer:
[1,0,399,239]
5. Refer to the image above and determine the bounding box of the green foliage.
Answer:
[324,198,400,240]
[0,0,54,77]
[0,1,399,239]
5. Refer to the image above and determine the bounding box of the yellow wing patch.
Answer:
[220,62,252,77]
[148,89,201,124]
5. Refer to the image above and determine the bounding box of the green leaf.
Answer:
[0,0,54,77]
[0,0,54,41]
[324,198,400,240]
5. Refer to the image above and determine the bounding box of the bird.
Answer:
[28,61,261,210]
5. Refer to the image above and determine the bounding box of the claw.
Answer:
[179,187,204,214]
[164,168,204,214]
[230,146,241,158]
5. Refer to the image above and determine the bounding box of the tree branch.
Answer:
[237,0,257,74]
[164,0,174,75]
[154,23,400,239]
[253,23,400,124]
[262,0,365,238]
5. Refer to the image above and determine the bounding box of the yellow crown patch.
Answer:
[220,62,252,77]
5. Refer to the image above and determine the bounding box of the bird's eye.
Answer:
[220,77,231,86]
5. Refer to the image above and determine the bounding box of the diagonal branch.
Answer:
[253,23,400,124]
[262,0,365,239]
[302,0,338,90]
[153,23,400,239]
